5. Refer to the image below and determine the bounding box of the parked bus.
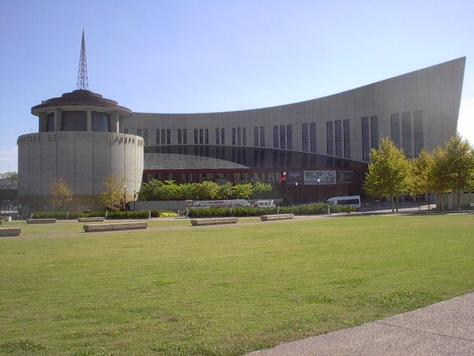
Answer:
[327,195,361,209]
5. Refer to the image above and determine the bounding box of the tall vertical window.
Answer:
[166,129,171,144]
[221,128,225,145]
[310,123,317,153]
[142,129,149,145]
[61,111,87,131]
[91,111,110,132]
[253,127,259,146]
[183,129,187,144]
[242,127,247,146]
[279,125,286,149]
[391,113,401,148]
[402,112,413,157]
[194,129,198,144]
[161,129,165,145]
[259,126,265,147]
[155,129,160,144]
[205,128,209,145]
[273,125,279,148]
[216,128,220,145]
[237,127,242,145]
[326,121,334,155]
[413,111,424,157]
[46,112,55,132]
[178,129,182,144]
[137,128,142,138]
[286,124,292,149]
[302,123,309,152]
[361,117,370,161]
[335,120,342,157]
[199,128,204,144]
[232,128,236,145]
[343,119,351,159]
[370,115,379,149]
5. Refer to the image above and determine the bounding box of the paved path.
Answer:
[249,292,474,356]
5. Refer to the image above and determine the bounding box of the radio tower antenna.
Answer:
[76,29,89,90]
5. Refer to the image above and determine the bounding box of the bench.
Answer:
[83,222,148,232]
[27,219,56,224]
[78,217,105,222]
[0,228,21,237]
[260,214,294,221]
[190,217,238,226]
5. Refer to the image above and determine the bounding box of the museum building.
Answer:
[17,33,465,203]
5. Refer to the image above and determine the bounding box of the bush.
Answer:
[186,203,354,217]
[31,210,163,219]
[159,212,178,217]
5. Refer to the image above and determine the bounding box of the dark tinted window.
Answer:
[91,111,110,132]
[61,111,87,131]
[361,117,370,161]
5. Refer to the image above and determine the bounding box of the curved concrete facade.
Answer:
[18,132,143,197]
[125,58,465,164]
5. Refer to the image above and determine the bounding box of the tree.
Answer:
[1,171,18,185]
[408,150,434,210]
[442,135,474,212]
[364,138,410,212]
[51,178,73,210]
[100,176,124,211]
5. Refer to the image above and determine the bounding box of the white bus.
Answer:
[327,195,361,209]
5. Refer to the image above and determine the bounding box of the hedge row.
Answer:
[186,203,354,217]
[31,210,165,219]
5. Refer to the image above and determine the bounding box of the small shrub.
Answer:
[159,212,177,218]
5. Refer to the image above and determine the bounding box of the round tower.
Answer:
[17,32,143,203]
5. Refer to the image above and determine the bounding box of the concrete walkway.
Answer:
[249,292,474,356]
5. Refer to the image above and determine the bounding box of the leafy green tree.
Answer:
[364,138,410,212]
[196,181,219,200]
[442,135,474,211]
[250,182,273,198]
[100,176,123,211]
[409,149,434,210]
[217,183,234,199]
[51,178,73,210]
[430,146,450,211]
[232,183,253,199]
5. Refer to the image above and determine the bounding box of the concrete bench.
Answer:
[27,219,56,224]
[260,214,294,221]
[0,227,21,237]
[78,217,105,222]
[190,217,238,226]
[83,222,148,232]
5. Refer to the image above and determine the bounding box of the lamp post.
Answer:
[123,184,127,210]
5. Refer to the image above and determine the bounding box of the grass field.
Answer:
[0,215,473,355]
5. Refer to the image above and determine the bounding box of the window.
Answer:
[216,128,220,145]
[46,112,55,132]
[61,111,87,131]
[183,129,187,144]
[413,111,424,157]
[221,128,225,145]
[260,126,265,147]
[302,123,309,152]
[194,129,198,144]
[199,128,203,144]
[370,115,379,149]
[402,112,412,157]
[310,123,317,153]
[232,128,236,145]
[254,127,259,146]
[155,129,160,144]
[91,111,110,132]
[273,125,279,148]
[237,127,242,145]
[326,121,334,155]
[178,129,182,145]
[343,119,350,158]
[142,129,149,145]
[286,124,292,150]
[279,125,286,149]
[390,113,401,148]
[166,129,171,144]
[242,127,246,146]
[124,128,129,134]
[335,120,342,157]
[361,117,370,161]
[205,128,209,145]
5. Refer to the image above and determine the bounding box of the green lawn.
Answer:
[0,215,473,355]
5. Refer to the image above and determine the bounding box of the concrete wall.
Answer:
[134,200,187,212]
[17,132,144,197]
[124,58,465,162]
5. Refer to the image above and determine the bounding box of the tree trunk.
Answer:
[391,194,394,213]
[457,189,461,212]
[396,196,399,213]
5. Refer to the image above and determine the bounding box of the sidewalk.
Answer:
[248,292,474,356]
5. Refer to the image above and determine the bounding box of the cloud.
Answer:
[0,146,17,173]
[458,97,474,146]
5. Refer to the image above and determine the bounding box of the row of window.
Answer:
[40,111,113,133]
[129,111,423,161]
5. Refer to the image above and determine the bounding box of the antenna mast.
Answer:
[76,29,89,90]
